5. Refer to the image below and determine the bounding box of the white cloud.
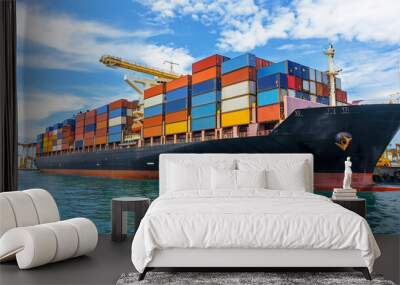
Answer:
[17,3,194,73]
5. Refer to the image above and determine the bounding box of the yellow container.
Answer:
[165,120,187,135]
[221,108,251,127]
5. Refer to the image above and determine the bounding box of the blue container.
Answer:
[192,91,221,107]
[192,78,220,96]
[257,61,287,78]
[36,134,44,141]
[191,116,216,131]
[191,103,217,119]
[257,73,288,92]
[300,65,310,80]
[166,86,190,102]
[96,105,109,115]
[57,133,63,140]
[257,89,280,107]
[322,72,329,85]
[45,126,54,132]
[165,98,188,113]
[295,91,311,101]
[317,96,330,105]
[85,124,96,133]
[74,140,84,148]
[144,104,163,118]
[108,133,122,143]
[53,123,63,129]
[109,107,127,119]
[62,119,75,127]
[222,53,256,74]
[287,61,302,77]
[109,125,125,134]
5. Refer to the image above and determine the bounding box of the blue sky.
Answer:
[17,0,400,146]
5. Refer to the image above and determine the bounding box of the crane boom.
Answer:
[99,55,181,80]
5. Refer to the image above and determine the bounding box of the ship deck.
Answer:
[1,235,399,285]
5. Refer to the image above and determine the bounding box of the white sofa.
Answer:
[0,189,98,269]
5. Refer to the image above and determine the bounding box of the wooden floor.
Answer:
[0,235,399,285]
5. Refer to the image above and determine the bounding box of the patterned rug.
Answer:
[116,271,395,285]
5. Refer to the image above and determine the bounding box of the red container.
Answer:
[96,128,108,137]
[221,67,256,87]
[75,126,84,134]
[166,75,191,92]
[144,115,163,128]
[144,84,165,99]
[84,131,95,138]
[256,57,273,70]
[322,85,329,96]
[84,137,94,146]
[85,110,96,118]
[316,82,323,96]
[109,99,128,111]
[96,113,108,122]
[287,75,302,91]
[85,116,95,125]
[76,113,85,121]
[128,101,139,109]
[192,54,226,74]
[75,133,84,140]
[336,89,348,103]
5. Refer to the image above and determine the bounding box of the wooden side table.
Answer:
[111,197,150,242]
[332,198,366,218]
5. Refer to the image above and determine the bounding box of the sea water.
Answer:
[18,171,400,234]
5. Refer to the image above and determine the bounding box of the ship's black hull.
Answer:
[36,104,400,190]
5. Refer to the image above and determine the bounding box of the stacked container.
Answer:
[95,105,109,145]
[53,123,63,152]
[108,99,128,143]
[143,84,165,138]
[165,75,192,135]
[36,134,44,155]
[191,54,228,132]
[74,113,85,149]
[61,119,75,150]
[221,53,257,127]
[84,110,96,147]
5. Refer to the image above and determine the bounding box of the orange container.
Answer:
[84,137,94,146]
[76,113,85,121]
[128,101,138,109]
[192,66,221,85]
[75,133,83,140]
[322,85,329,96]
[85,110,96,118]
[165,110,188,124]
[85,116,95,125]
[95,136,108,145]
[84,131,95,138]
[96,113,108,122]
[143,125,163,138]
[95,128,108,137]
[192,54,226,74]
[257,104,281,122]
[109,99,128,110]
[144,84,165,99]
[144,115,163,128]
[75,126,84,134]
[221,67,256,87]
[96,120,107,129]
[166,75,191,92]
[316,82,323,96]
[76,120,85,128]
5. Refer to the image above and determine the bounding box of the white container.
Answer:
[309,81,316,94]
[127,109,133,116]
[52,146,57,151]
[310,95,317,103]
[109,116,127,127]
[56,145,62,151]
[144,94,164,108]
[221,95,256,113]
[315,71,322,83]
[302,80,310,91]
[309,68,316,81]
[222,81,256,100]
[335,78,342,90]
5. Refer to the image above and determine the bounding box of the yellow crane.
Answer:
[99,55,181,80]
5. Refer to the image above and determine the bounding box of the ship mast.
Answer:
[324,43,342,107]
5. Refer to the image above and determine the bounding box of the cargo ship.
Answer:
[35,46,400,191]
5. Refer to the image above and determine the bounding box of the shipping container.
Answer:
[144,115,163,128]
[96,113,108,123]
[109,125,125,134]
[300,65,310,80]
[287,75,302,91]
[222,53,256,74]
[295,91,311,101]
[192,115,216,131]
[192,66,221,85]
[165,110,188,124]
[166,75,191,92]
[192,103,217,119]
[166,86,190,102]
[109,116,127,127]
[53,123,63,129]
[96,120,107,129]
[165,121,187,135]
[316,82,323,96]
[84,124,95,133]
[288,89,296,97]
[109,99,128,111]
[192,78,220,96]
[85,116,95,125]
[108,133,122,143]
[256,57,273,70]
[322,85,329,96]
[221,66,256,87]
[322,73,329,85]
[302,80,310,92]
[317,96,330,105]
[144,104,163,118]
[222,81,256,100]
[85,110,96,118]
[95,128,108,137]
[221,95,255,113]
[165,98,189,113]
[221,108,251,127]
[309,68,316,81]
[192,54,228,74]
[257,104,281,122]
[95,136,108,145]
[310,94,317,103]
[143,125,163,138]
[257,73,288,92]
[84,137,94,146]
[62,119,75,127]
[309,81,316,94]
[144,94,164,108]
[192,91,221,107]
[109,108,127,119]
[335,77,342,90]
[315,70,322,83]
[257,89,282,107]
[144,84,165,99]
[336,89,348,103]
[74,140,84,149]
[96,105,109,115]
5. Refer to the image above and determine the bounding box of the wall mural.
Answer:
[17,0,400,234]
